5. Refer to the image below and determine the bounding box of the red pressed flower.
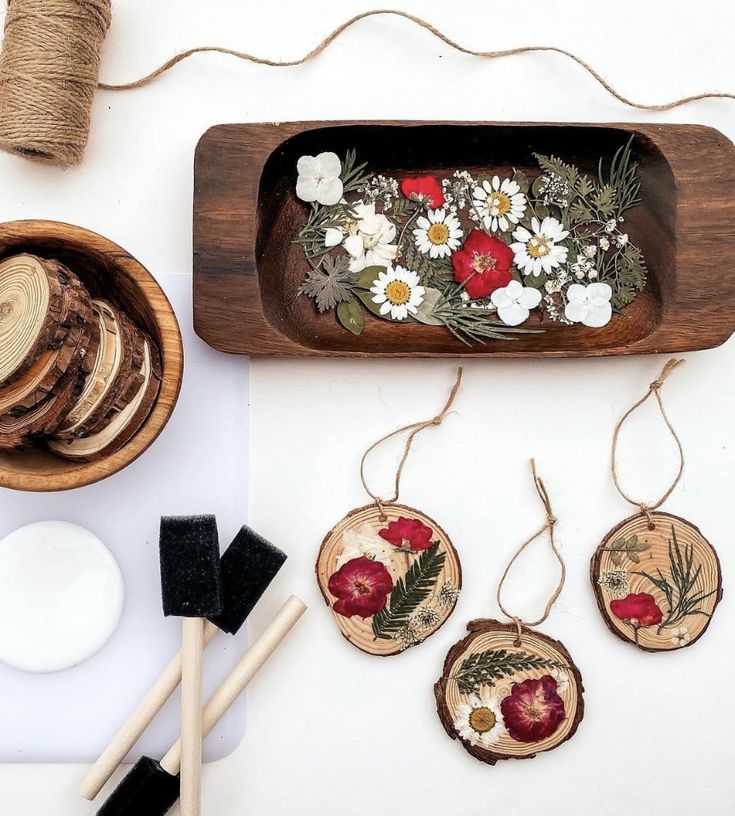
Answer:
[401,176,445,208]
[500,675,566,743]
[610,592,663,628]
[378,517,434,552]
[328,556,393,618]
[452,230,514,299]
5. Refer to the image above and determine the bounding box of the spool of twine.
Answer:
[0,5,731,168]
[0,0,111,166]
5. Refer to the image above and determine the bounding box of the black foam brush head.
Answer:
[96,756,179,816]
[159,515,223,618]
[209,525,287,635]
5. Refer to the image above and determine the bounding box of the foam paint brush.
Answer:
[96,596,307,816]
[158,515,223,816]
[80,524,287,800]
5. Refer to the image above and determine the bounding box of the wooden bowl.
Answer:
[0,220,183,491]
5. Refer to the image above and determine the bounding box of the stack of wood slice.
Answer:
[0,254,162,462]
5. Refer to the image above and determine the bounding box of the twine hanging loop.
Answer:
[611,358,685,529]
[360,367,462,520]
[496,460,565,646]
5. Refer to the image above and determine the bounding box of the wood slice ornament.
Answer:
[590,359,722,652]
[435,461,584,765]
[315,369,463,656]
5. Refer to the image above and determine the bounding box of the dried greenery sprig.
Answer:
[450,648,565,695]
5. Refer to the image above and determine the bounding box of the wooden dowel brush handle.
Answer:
[180,617,205,816]
[79,621,220,800]
[160,595,306,775]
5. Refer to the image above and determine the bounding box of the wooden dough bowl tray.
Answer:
[193,121,735,358]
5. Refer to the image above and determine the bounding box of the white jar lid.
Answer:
[0,521,124,673]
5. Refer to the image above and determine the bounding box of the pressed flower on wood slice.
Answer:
[511,216,569,277]
[335,522,393,568]
[472,176,527,233]
[369,266,425,321]
[401,175,445,209]
[454,692,506,749]
[328,556,393,618]
[564,282,613,328]
[610,592,662,642]
[500,675,566,743]
[413,208,463,259]
[296,152,344,206]
[490,280,542,326]
[378,516,435,552]
[452,230,514,299]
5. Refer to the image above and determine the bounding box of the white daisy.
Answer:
[472,176,527,233]
[296,152,343,206]
[490,280,541,326]
[670,626,691,647]
[511,216,570,277]
[335,522,393,569]
[324,202,398,273]
[564,282,613,328]
[453,691,505,749]
[413,208,463,259]
[369,265,425,321]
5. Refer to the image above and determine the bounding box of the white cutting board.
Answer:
[0,274,250,763]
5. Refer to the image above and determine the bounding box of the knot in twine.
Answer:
[611,358,685,529]
[0,6,734,167]
[496,460,565,646]
[360,367,462,521]
[0,0,111,165]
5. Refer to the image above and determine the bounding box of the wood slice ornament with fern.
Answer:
[435,461,584,765]
[315,370,463,656]
[591,359,723,653]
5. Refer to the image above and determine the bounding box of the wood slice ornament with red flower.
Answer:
[315,369,463,656]
[590,360,723,653]
[435,461,584,765]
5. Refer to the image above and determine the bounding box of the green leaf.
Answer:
[611,551,622,566]
[513,169,530,194]
[413,288,445,326]
[525,272,548,290]
[372,543,446,639]
[355,289,385,318]
[576,175,595,196]
[336,299,364,335]
[451,648,565,696]
[628,552,641,564]
[611,538,625,550]
[354,265,387,290]
[531,175,546,197]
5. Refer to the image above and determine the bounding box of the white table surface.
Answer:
[0,0,733,813]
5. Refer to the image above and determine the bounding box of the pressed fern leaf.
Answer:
[372,543,446,640]
[451,648,562,695]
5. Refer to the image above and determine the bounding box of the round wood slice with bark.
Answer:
[591,511,723,652]
[435,619,584,765]
[316,503,461,656]
[0,251,162,460]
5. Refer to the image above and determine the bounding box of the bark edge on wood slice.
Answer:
[48,336,162,462]
[434,619,585,765]
[590,511,723,653]
[315,503,461,656]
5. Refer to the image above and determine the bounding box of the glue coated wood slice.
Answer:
[434,619,584,765]
[591,511,722,652]
[316,503,461,656]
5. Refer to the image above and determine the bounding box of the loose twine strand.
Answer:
[496,460,565,646]
[0,5,734,167]
[611,358,685,529]
[360,367,462,520]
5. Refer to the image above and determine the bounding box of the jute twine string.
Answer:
[0,7,734,167]
[360,367,462,521]
[496,460,565,646]
[611,358,685,530]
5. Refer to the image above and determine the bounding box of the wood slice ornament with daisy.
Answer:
[315,370,463,656]
[435,461,584,765]
[591,359,723,653]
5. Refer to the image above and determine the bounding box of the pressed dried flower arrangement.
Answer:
[294,141,646,344]
[193,121,735,357]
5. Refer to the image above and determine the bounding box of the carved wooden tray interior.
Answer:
[193,121,735,357]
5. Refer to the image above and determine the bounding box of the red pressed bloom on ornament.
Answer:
[500,675,566,743]
[610,592,663,628]
[401,176,445,209]
[328,556,393,618]
[452,230,514,299]
[378,517,434,551]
